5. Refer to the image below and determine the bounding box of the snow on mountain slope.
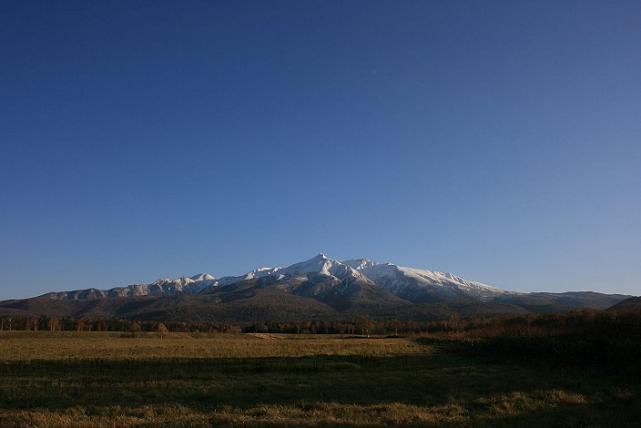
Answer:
[343,258,378,271]
[246,267,282,280]
[190,273,216,282]
[211,267,283,287]
[356,262,505,301]
[279,254,365,281]
[47,274,217,300]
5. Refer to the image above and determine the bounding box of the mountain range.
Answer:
[0,254,633,322]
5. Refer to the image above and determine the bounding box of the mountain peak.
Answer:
[280,253,335,276]
[190,273,216,282]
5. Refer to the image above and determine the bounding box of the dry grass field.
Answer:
[0,331,639,427]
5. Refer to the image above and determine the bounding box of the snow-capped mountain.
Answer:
[1,253,631,322]
[43,253,502,302]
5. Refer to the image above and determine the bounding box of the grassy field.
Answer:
[0,332,639,427]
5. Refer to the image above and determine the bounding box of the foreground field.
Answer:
[0,332,639,427]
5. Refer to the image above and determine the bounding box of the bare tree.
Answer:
[358,315,373,338]
[48,318,59,332]
[129,321,142,337]
[157,322,169,339]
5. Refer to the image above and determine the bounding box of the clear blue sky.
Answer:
[1,0,640,299]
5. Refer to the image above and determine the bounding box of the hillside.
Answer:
[609,296,641,311]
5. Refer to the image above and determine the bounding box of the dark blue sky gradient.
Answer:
[1,1,640,298]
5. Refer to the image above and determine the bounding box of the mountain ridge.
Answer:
[0,254,633,322]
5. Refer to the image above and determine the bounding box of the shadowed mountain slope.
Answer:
[609,296,641,311]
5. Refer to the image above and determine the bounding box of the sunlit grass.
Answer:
[0,331,426,360]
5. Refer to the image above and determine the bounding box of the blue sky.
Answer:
[1,0,640,299]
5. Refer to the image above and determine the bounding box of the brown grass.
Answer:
[0,332,639,427]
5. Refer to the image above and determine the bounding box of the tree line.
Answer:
[0,316,241,334]
[1,309,640,337]
[0,315,471,335]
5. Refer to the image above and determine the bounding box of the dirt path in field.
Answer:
[246,333,286,340]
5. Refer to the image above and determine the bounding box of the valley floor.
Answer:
[0,332,639,427]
